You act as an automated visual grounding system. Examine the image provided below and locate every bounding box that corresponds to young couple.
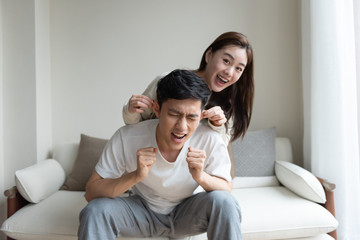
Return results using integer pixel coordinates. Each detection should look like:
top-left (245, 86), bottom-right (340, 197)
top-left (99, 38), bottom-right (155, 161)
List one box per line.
top-left (78, 32), bottom-right (254, 240)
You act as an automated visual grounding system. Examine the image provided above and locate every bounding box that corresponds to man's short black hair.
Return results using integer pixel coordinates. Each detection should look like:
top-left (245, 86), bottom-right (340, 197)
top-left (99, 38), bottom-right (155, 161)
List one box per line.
top-left (156, 69), bottom-right (210, 109)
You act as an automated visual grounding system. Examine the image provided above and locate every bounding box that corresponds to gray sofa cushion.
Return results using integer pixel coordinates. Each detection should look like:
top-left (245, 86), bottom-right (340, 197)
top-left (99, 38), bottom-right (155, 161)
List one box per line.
top-left (61, 134), bottom-right (108, 191)
top-left (231, 127), bottom-right (276, 177)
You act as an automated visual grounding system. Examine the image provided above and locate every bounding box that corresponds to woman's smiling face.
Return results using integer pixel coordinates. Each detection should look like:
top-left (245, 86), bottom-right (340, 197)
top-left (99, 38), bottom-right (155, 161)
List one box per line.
top-left (203, 45), bottom-right (248, 92)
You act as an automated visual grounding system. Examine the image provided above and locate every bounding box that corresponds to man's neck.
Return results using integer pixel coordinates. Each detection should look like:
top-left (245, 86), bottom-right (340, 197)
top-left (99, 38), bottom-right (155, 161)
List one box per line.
top-left (160, 150), bottom-right (181, 163)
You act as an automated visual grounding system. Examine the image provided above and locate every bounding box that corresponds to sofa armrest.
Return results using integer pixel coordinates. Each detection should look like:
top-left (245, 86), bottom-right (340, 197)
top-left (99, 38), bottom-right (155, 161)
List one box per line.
top-left (4, 186), bottom-right (29, 218)
top-left (317, 177), bottom-right (337, 240)
top-left (4, 187), bottom-right (30, 240)
top-left (15, 159), bottom-right (66, 203)
top-left (317, 178), bottom-right (336, 216)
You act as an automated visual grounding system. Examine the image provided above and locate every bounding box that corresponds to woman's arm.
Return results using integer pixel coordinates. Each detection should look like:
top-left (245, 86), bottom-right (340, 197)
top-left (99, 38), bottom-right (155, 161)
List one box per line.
top-left (122, 73), bottom-right (167, 125)
top-left (202, 106), bottom-right (231, 145)
top-left (207, 120), bottom-right (231, 146)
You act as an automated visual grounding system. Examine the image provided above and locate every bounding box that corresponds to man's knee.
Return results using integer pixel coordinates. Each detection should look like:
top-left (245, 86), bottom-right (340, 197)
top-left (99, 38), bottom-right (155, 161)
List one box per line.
top-left (78, 198), bottom-right (120, 239)
top-left (207, 191), bottom-right (236, 205)
top-left (80, 198), bottom-right (113, 221)
top-left (207, 191), bottom-right (241, 219)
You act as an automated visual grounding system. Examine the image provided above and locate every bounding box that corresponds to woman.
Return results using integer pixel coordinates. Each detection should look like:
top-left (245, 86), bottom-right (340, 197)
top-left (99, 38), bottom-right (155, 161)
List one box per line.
top-left (122, 31), bottom-right (254, 144)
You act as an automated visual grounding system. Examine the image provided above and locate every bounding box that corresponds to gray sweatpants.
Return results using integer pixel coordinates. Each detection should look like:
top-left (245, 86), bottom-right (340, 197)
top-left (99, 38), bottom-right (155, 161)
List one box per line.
top-left (78, 191), bottom-right (242, 240)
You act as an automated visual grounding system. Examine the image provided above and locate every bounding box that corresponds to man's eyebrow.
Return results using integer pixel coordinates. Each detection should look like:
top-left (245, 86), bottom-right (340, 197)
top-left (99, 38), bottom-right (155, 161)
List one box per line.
top-left (224, 52), bottom-right (246, 68)
top-left (187, 113), bottom-right (200, 118)
top-left (169, 108), bottom-right (181, 114)
top-left (169, 108), bottom-right (200, 118)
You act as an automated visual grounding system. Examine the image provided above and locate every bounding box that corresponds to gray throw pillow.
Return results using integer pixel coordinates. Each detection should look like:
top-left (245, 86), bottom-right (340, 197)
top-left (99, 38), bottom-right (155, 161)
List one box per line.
top-left (231, 127), bottom-right (276, 177)
top-left (61, 134), bottom-right (108, 191)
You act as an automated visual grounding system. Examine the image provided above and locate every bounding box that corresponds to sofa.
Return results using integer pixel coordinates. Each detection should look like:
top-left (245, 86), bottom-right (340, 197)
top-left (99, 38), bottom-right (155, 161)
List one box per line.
top-left (1, 128), bottom-right (338, 240)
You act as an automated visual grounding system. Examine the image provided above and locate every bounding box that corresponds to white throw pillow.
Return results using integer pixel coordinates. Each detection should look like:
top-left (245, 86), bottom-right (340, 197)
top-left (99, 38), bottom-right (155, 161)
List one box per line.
top-left (15, 159), bottom-right (66, 203)
top-left (275, 160), bottom-right (326, 203)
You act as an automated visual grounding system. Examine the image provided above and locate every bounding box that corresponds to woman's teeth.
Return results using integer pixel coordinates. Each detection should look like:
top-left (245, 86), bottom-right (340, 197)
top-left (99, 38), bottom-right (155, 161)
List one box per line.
top-left (217, 75), bottom-right (229, 83)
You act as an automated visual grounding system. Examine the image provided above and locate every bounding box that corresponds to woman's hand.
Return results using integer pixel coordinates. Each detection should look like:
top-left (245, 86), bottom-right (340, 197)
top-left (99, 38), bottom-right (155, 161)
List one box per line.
top-left (128, 94), bottom-right (154, 114)
top-left (202, 106), bottom-right (227, 127)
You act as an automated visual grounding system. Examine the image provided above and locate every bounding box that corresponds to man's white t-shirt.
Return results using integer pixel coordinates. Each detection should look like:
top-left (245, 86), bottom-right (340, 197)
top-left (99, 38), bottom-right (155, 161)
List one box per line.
top-left (95, 119), bottom-right (232, 215)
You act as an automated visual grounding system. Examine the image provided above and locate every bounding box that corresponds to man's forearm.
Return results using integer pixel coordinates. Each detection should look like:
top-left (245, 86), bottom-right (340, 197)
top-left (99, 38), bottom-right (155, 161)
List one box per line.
top-left (197, 172), bottom-right (232, 193)
top-left (85, 171), bottom-right (141, 202)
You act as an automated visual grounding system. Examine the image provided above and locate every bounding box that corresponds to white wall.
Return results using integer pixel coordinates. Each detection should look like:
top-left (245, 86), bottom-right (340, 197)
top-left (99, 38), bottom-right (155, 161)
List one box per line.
top-left (1, 4), bottom-right (38, 237)
top-left (50, 0), bottom-right (303, 164)
top-left (2, 0), bottom-right (37, 184)
top-left (0, 1), bottom-right (52, 238)
top-left (35, 0), bottom-right (52, 162)
top-left (1, 1), bottom-right (32, 238)
top-left (50, 0), bottom-right (253, 143)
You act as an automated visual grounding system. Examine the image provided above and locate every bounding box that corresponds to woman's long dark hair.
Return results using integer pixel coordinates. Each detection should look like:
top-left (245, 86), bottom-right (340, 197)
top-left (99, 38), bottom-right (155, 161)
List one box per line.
top-left (197, 32), bottom-right (254, 142)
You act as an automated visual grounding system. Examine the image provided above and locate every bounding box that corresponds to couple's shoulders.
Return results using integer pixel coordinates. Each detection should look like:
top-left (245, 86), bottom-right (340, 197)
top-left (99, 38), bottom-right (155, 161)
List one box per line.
top-left (192, 123), bottom-right (224, 142)
top-left (115, 119), bottom-right (158, 136)
top-left (122, 119), bottom-right (158, 130)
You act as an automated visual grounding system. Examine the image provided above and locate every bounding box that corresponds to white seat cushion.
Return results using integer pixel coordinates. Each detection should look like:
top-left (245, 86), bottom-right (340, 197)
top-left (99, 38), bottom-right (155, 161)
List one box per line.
top-left (2, 191), bottom-right (88, 240)
top-left (232, 186), bottom-right (338, 239)
top-left (280, 234), bottom-right (334, 240)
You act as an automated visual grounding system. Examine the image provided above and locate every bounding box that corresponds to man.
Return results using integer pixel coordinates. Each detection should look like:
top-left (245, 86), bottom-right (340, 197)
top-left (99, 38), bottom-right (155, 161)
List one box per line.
top-left (78, 69), bottom-right (242, 240)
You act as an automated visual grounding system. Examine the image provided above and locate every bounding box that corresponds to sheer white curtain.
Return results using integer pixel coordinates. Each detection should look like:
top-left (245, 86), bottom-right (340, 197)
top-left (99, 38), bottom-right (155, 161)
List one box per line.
top-left (302, 0), bottom-right (360, 239)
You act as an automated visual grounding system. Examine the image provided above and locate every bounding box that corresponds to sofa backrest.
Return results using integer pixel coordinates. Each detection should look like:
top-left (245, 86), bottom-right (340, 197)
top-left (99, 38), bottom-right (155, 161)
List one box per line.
top-left (53, 142), bottom-right (79, 177)
top-left (52, 137), bottom-right (293, 178)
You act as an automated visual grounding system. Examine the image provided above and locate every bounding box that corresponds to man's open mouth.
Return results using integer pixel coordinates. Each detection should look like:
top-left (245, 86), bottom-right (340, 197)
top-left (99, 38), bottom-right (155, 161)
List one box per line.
top-left (172, 133), bottom-right (186, 140)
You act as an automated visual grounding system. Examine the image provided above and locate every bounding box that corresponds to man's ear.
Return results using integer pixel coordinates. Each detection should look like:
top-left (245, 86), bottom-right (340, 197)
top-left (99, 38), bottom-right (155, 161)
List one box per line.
top-left (153, 101), bottom-right (160, 118)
